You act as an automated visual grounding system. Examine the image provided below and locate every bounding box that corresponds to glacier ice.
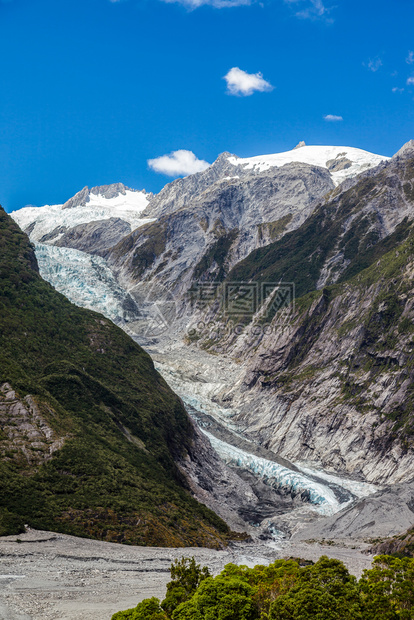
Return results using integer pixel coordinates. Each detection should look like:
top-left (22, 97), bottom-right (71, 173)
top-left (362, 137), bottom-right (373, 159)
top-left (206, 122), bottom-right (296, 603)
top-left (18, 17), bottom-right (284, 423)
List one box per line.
top-left (35, 243), bottom-right (140, 324)
top-left (203, 431), bottom-right (341, 516)
top-left (295, 462), bottom-right (379, 499)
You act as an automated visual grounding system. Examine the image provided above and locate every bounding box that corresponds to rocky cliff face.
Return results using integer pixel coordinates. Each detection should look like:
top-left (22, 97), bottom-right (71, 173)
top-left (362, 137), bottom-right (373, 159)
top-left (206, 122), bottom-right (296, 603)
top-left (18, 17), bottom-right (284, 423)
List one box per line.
top-left (195, 149), bottom-right (414, 485)
top-left (105, 162), bottom-right (335, 306)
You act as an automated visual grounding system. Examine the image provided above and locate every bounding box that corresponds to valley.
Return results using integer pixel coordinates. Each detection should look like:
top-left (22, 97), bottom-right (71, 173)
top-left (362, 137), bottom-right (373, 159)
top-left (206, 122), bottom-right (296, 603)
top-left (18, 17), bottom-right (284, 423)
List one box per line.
top-left (3, 141), bottom-right (414, 618)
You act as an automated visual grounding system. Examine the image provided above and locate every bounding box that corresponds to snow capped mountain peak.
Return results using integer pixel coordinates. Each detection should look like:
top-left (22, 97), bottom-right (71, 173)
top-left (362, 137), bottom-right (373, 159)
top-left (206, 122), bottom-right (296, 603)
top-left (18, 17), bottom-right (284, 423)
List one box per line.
top-left (62, 182), bottom-right (148, 210)
top-left (227, 144), bottom-right (390, 186)
top-left (11, 183), bottom-right (153, 243)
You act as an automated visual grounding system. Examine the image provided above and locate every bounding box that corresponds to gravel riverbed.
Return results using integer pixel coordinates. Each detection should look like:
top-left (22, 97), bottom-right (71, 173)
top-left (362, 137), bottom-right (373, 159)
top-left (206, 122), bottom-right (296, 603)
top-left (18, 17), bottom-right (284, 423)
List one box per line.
top-left (0, 529), bottom-right (374, 620)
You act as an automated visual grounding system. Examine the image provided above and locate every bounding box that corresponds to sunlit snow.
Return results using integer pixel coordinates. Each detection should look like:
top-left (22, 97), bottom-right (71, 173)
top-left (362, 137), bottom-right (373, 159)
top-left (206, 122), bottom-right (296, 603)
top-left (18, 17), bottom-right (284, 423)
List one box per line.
top-left (11, 190), bottom-right (153, 242)
top-left (228, 145), bottom-right (389, 186)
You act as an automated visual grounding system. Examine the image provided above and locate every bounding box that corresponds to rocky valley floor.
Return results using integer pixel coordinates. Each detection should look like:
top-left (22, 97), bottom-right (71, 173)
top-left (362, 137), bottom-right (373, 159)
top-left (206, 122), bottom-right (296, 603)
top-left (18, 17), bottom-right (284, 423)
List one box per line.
top-left (0, 529), bottom-right (374, 620)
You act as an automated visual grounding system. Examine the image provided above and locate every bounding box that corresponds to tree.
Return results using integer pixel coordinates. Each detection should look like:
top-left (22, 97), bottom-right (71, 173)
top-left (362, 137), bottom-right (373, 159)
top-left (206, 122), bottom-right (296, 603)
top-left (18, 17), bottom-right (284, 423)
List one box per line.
top-left (172, 575), bottom-right (257, 620)
top-left (269, 556), bottom-right (363, 620)
top-left (359, 555), bottom-right (414, 619)
top-left (161, 557), bottom-right (211, 617)
top-left (112, 597), bottom-right (167, 620)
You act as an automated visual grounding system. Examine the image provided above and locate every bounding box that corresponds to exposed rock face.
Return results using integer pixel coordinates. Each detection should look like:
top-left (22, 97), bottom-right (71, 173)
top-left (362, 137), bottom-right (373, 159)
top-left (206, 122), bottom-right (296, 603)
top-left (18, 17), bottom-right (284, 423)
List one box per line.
top-left (62, 183), bottom-right (142, 209)
top-left (204, 230), bottom-right (414, 485)
top-left (106, 163), bottom-right (335, 305)
top-left (0, 383), bottom-right (65, 467)
top-left (62, 186), bottom-right (91, 210)
top-left (326, 156), bottom-right (352, 172)
top-left (54, 217), bottom-right (131, 254)
top-left (369, 525), bottom-right (414, 556)
top-left (295, 483), bottom-right (414, 540)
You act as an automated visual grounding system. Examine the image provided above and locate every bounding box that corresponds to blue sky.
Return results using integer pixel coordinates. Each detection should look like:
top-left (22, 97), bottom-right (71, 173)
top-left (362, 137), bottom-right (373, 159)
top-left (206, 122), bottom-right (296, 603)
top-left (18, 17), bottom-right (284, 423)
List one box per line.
top-left (1, 0), bottom-right (414, 211)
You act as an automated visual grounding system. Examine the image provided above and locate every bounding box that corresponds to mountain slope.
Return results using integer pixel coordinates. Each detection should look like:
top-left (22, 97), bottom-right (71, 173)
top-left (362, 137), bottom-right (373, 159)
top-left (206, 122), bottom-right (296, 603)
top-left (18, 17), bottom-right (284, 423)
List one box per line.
top-left (0, 206), bottom-right (230, 547)
top-left (226, 144), bottom-right (413, 300)
top-left (204, 191), bottom-right (414, 484)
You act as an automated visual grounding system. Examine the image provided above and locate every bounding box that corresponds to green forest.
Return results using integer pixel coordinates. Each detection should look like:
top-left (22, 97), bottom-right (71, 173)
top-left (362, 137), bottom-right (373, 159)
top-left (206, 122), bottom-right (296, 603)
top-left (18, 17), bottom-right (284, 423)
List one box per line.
top-left (112, 554), bottom-right (414, 620)
top-left (0, 206), bottom-right (231, 547)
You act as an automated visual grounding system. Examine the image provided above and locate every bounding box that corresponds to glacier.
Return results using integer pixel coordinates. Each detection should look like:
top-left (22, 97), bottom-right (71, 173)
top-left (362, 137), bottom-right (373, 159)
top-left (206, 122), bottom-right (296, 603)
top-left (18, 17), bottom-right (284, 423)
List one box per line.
top-left (35, 243), bottom-right (140, 324)
top-left (11, 189), bottom-right (154, 242)
top-left (203, 430), bottom-right (342, 516)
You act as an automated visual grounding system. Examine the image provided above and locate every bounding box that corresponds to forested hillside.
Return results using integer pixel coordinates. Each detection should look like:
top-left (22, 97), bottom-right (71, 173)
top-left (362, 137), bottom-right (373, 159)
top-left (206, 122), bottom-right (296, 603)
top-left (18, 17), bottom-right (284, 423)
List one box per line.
top-left (0, 207), bottom-right (229, 547)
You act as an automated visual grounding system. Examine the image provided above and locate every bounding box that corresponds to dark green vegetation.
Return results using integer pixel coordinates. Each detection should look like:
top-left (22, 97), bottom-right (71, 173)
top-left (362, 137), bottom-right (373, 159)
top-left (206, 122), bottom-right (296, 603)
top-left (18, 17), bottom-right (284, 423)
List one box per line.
top-left (193, 229), bottom-right (239, 282)
top-left (257, 215), bottom-right (293, 243)
top-left (112, 555), bottom-right (414, 620)
top-left (0, 207), bottom-right (231, 547)
top-left (106, 220), bottom-right (169, 279)
top-left (130, 222), bottom-right (168, 279)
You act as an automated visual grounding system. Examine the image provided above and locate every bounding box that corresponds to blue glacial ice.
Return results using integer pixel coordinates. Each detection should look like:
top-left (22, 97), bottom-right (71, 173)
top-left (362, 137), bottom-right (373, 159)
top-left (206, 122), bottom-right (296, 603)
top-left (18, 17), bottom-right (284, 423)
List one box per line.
top-left (35, 243), bottom-right (139, 324)
top-left (203, 431), bottom-right (341, 516)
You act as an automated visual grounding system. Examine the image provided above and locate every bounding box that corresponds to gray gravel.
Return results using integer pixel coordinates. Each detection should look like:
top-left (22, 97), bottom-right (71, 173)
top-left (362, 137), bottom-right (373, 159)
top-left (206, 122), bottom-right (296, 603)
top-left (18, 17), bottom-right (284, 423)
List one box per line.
top-left (0, 529), bottom-right (374, 620)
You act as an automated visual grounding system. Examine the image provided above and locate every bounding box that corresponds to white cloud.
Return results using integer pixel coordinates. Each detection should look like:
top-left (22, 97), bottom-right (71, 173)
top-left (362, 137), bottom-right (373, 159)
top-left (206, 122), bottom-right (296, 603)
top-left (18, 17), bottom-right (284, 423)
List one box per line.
top-left (224, 67), bottom-right (274, 96)
top-left (148, 150), bottom-right (210, 176)
top-left (159, 0), bottom-right (251, 7)
top-left (366, 57), bottom-right (383, 72)
top-left (392, 87), bottom-right (404, 93)
top-left (407, 77), bottom-right (414, 86)
top-left (285, 0), bottom-right (332, 21)
top-left (324, 114), bottom-right (343, 122)
top-left (407, 51), bottom-right (414, 65)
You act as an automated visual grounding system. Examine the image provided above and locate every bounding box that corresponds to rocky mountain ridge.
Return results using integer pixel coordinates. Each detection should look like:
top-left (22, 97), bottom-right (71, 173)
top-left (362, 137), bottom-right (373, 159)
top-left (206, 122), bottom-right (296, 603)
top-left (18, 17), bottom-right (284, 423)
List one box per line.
top-left (193, 147), bottom-right (414, 485)
top-left (11, 143), bottom-right (388, 320)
